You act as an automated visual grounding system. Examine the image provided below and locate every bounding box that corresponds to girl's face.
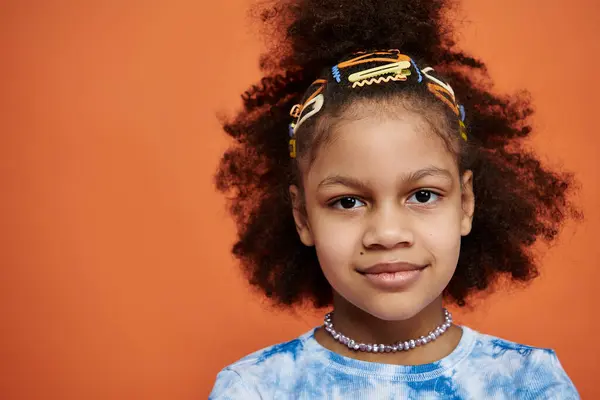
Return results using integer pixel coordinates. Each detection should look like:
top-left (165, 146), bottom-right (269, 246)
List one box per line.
top-left (291, 106), bottom-right (475, 321)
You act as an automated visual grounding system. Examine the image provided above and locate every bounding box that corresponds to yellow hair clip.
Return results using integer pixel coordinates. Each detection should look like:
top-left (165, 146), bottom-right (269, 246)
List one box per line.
top-left (348, 60), bottom-right (412, 83)
top-left (459, 120), bottom-right (467, 141)
top-left (289, 138), bottom-right (297, 158)
top-left (352, 74), bottom-right (411, 88)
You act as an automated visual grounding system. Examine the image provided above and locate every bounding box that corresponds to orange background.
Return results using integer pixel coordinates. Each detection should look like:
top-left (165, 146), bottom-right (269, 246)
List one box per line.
top-left (1, 1), bottom-right (598, 399)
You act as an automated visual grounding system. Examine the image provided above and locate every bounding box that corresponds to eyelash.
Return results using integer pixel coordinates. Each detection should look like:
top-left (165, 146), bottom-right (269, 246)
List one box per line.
top-left (329, 196), bottom-right (366, 210)
top-left (329, 190), bottom-right (443, 210)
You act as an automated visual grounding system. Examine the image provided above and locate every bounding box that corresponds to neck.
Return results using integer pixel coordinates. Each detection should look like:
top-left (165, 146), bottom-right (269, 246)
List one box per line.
top-left (332, 295), bottom-right (446, 344)
top-left (314, 295), bottom-right (462, 365)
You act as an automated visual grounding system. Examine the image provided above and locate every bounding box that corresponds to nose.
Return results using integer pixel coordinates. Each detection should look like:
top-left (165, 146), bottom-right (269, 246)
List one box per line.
top-left (362, 203), bottom-right (414, 249)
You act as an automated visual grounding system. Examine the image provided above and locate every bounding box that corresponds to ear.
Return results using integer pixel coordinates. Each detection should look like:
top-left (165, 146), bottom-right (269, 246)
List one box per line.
top-left (289, 185), bottom-right (315, 246)
top-left (460, 170), bottom-right (475, 236)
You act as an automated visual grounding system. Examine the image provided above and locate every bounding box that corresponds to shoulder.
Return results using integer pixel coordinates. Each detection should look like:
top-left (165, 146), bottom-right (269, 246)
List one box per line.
top-left (469, 327), bottom-right (554, 360)
top-left (464, 327), bottom-right (580, 399)
top-left (208, 329), bottom-right (320, 399)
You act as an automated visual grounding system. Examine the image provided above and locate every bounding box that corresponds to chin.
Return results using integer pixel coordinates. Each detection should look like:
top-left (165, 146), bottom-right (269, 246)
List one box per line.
top-left (367, 308), bottom-right (424, 322)
top-left (354, 296), bottom-right (435, 322)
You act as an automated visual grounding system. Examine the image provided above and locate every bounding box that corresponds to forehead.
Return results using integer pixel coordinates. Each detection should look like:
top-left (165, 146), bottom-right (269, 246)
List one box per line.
top-left (305, 111), bottom-right (458, 187)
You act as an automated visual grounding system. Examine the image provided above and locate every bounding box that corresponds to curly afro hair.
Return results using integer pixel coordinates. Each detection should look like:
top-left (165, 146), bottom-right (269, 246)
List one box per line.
top-left (215, 0), bottom-right (579, 308)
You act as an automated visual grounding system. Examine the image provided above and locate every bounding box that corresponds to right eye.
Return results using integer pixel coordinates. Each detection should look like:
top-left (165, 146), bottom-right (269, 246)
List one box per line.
top-left (330, 197), bottom-right (366, 210)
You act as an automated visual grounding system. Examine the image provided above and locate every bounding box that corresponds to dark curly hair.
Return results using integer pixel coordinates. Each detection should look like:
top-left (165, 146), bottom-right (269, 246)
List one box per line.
top-left (215, 0), bottom-right (579, 308)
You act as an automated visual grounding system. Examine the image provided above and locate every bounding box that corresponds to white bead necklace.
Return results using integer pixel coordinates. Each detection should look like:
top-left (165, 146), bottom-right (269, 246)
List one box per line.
top-left (323, 308), bottom-right (453, 353)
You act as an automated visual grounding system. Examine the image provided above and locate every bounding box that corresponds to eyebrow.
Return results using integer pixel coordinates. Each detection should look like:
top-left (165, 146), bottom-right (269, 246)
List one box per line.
top-left (317, 167), bottom-right (453, 190)
top-left (317, 175), bottom-right (371, 192)
top-left (404, 166), bottom-right (453, 183)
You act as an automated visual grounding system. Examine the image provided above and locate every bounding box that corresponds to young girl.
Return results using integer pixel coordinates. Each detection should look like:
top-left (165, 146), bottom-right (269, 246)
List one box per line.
top-left (210, 0), bottom-right (580, 398)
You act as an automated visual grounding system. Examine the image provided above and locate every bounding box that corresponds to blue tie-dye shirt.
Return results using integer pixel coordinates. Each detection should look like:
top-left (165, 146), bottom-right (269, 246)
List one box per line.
top-left (209, 325), bottom-right (578, 399)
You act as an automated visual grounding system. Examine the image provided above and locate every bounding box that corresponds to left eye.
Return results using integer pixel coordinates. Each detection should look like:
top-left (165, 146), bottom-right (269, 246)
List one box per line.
top-left (331, 197), bottom-right (366, 210)
top-left (407, 190), bottom-right (440, 204)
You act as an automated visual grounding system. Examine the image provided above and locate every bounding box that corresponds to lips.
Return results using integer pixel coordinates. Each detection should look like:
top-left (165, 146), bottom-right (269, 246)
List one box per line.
top-left (359, 262), bottom-right (426, 275)
top-left (358, 262), bottom-right (427, 290)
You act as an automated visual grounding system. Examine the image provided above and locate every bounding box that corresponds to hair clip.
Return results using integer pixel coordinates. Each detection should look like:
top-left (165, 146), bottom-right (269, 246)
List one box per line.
top-left (337, 51), bottom-right (412, 69)
top-left (290, 104), bottom-right (302, 118)
top-left (459, 120), bottom-right (467, 141)
top-left (289, 138), bottom-right (297, 158)
top-left (348, 61), bottom-right (412, 83)
top-left (331, 66), bottom-right (341, 83)
top-left (427, 83), bottom-right (459, 116)
top-left (410, 59), bottom-right (423, 83)
top-left (422, 67), bottom-right (456, 100)
top-left (352, 74), bottom-right (411, 88)
top-left (293, 94), bottom-right (325, 134)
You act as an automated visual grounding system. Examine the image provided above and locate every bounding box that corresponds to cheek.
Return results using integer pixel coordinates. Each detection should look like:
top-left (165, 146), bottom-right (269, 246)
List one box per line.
top-left (309, 211), bottom-right (362, 271)
top-left (419, 206), bottom-right (463, 259)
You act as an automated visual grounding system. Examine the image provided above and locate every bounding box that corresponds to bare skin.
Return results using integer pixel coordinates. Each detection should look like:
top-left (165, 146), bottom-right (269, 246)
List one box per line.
top-left (313, 295), bottom-right (463, 365)
top-left (290, 102), bottom-right (474, 366)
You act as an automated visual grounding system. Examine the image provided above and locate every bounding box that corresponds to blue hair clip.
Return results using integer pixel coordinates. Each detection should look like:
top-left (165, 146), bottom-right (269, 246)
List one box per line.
top-left (459, 105), bottom-right (466, 122)
top-left (410, 59), bottom-right (423, 83)
top-left (331, 66), bottom-right (341, 83)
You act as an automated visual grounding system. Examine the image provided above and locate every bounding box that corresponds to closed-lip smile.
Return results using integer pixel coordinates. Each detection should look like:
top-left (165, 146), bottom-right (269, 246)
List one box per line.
top-left (359, 262), bottom-right (426, 275)
top-left (358, 262), bottom-right (427, 290)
